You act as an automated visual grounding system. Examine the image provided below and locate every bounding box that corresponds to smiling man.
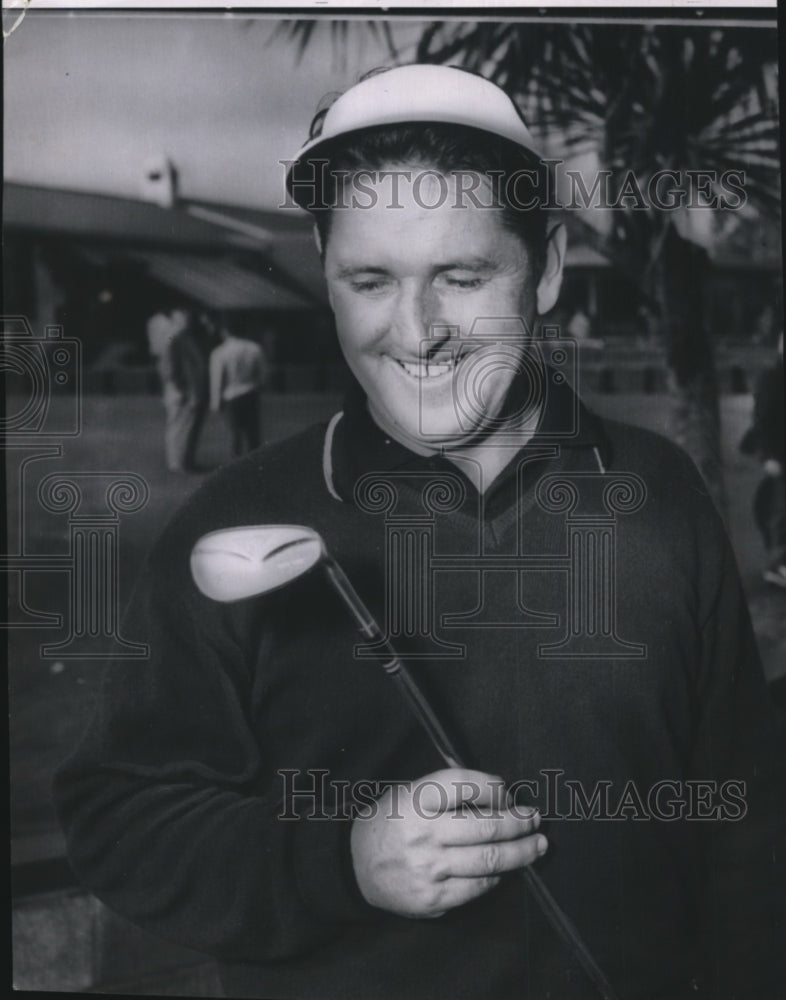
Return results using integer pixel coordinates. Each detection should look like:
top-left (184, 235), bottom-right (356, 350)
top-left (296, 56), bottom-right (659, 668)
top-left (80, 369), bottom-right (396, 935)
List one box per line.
top-left (319, 168), bottom-right (564, 489)
top-left (56, 65), bottom-right (785, 1000)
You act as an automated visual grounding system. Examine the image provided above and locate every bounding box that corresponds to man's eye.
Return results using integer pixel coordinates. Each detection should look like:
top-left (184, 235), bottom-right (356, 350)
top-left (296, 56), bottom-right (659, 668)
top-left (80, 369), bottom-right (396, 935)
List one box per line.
top-left (442, 275), bottom-right (485, 290)
top-left (350, 279), bottom-right (389, 293)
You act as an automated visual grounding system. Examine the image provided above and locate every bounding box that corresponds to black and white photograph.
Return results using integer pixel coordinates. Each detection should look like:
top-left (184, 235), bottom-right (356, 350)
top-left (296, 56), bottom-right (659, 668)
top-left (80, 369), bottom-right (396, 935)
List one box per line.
top-left (5, 3), bottom-right (785, 998)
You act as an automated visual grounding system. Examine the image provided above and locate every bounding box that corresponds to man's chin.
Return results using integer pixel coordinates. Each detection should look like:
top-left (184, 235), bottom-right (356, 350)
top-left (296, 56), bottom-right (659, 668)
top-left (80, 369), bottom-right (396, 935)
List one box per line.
top-left (369, 398), bottom-right (507, 455)
top-left (390, 420), bottom-right (486, 456)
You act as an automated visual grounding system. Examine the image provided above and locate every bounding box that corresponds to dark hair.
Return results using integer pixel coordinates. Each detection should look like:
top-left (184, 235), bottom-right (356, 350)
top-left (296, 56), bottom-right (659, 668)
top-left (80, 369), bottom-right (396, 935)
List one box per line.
top-left (300, 123), bottom-right (550, 276)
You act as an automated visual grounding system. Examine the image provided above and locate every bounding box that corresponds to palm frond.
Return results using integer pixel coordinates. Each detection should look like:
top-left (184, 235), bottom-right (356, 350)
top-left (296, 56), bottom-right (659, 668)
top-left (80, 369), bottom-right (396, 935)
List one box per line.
top-left (270, 19), bottom-right (397, 65)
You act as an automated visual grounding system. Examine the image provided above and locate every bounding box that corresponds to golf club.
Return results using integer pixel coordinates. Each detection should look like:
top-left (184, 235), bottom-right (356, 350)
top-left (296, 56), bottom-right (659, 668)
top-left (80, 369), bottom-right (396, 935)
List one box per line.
top-left (191, 524), bottom-right (619, 1000)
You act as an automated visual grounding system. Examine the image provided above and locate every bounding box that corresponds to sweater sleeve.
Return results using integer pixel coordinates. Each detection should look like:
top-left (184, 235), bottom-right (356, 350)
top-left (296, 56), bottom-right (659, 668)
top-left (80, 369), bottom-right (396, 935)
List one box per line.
top-left (690, 514), bottom-right (786, 998)
top-left (53, 517), bottom-right (375, 963)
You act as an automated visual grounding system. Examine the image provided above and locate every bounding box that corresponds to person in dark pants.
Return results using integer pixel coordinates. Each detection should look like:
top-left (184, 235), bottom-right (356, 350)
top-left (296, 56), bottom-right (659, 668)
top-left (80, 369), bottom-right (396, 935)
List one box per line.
top-left (209, 322), bottom-right (268, 457)
top-left (149, 307), bottom-right (210, 472)
top-left (741, 334), bottom-right (785, 587)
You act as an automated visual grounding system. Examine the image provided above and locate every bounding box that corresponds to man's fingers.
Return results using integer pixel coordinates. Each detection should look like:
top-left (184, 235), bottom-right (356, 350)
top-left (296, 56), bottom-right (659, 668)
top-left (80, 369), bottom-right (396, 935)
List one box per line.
top-left (436, 834), bottom-right (548, 880)
top-left (436, 807), bottom-right (540, 846)
top-left (413, 769), bottom-right (510, 814)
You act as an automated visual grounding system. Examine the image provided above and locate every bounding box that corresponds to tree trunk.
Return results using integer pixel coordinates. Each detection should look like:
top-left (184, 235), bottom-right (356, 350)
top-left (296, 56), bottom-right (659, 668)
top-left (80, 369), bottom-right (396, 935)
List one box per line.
top-left (655, 224), bottom-right (726, 515)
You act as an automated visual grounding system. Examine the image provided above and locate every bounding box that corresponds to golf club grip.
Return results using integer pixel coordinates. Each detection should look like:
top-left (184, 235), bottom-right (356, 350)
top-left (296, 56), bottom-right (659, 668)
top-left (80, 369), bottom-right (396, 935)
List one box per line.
top-left (520, 867), bottom-right (619, 1000)
top-left (394, 668), bottom-right (618, 1000)
top-left (392, 671), bottom-right (618, 1000)
top-left (321, 557), bottom-right (617, 998)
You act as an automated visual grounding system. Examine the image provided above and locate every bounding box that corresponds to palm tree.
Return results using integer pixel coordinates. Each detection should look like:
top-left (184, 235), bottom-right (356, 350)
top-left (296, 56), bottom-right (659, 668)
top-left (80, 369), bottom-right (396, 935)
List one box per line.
top-left (270, 18), bottom-right (398, 65)
top-left (415, 22), bottom-right (779, 510)
top-left (279, 19), bottom-right (780, 509)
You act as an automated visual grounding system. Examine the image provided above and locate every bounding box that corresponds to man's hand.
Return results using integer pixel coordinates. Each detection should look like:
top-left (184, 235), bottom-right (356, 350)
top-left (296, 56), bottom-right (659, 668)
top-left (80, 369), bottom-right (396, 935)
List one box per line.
top-left (350, 768), bottom-right (546, 919)
top-left (763, 458), bottom-right (783, 478)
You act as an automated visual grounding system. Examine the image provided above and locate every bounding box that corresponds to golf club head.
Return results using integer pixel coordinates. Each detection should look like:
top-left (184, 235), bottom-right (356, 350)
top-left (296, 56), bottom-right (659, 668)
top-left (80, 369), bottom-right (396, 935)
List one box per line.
top-left (190, 525), bottom-right (325, 602)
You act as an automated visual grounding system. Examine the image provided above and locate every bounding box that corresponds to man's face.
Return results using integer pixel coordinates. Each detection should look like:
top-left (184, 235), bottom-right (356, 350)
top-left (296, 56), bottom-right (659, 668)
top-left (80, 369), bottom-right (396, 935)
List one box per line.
top-left (323, 169), bottom-right (564, 454)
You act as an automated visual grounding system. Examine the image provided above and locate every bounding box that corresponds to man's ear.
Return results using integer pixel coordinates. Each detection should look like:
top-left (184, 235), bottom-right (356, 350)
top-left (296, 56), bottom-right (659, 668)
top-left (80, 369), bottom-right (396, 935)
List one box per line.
top-left (314, 223), bottom-right (335, 310)
top-left (536, 222), bottom-right (567, 316)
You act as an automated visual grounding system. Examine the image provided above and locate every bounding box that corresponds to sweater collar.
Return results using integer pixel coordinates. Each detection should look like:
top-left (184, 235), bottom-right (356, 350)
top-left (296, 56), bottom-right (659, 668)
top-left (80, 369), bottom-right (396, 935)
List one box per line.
top-left (327, 370), bottom-right (612, 504)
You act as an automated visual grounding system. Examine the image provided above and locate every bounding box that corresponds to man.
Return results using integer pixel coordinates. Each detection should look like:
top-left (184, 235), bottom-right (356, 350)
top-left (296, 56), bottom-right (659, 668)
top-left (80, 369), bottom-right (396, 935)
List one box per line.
top-left (209, 322), bottom-right (268, 457)
top-left (148, 306), bottom-right (209, 472)
top-left (57, 65), bottom-right (784, 999)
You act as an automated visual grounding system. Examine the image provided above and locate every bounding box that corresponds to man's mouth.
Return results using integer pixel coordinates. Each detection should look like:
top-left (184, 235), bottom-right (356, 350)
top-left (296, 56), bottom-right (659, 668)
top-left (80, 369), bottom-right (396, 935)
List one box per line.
top-left (393, 355), bottom-right (462, 380)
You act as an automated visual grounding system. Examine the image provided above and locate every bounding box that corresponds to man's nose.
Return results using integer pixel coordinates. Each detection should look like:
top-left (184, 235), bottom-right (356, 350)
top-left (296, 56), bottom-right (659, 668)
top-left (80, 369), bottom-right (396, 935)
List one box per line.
top-left (390, 282), bottom-right (444, 354)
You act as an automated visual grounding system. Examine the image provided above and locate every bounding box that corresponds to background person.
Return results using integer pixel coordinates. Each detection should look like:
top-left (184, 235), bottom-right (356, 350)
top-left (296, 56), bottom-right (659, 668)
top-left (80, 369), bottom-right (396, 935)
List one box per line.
top-left (566, 304), bottom-right (592, 341)
top-left (741, 332), bottom-right (785, 587)
top-left (148, 306), bottom-right (209, 472)
top-left (209, 322), bottom-right (268, 456)
top-left (146, 308), bottom-right (174, 366)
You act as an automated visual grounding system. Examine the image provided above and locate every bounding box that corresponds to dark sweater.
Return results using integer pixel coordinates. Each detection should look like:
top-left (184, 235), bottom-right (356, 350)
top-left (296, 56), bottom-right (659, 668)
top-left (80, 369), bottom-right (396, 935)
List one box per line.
top-left (55, 384), bottom-right (786, 1000)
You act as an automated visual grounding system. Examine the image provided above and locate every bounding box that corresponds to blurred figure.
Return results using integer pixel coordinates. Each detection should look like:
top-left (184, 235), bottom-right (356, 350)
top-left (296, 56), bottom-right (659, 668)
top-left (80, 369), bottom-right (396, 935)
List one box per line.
top-left (209, 322), bottom-right (268, 457)
top-left (636, 302), bottom-right (659, 345)
top-left (566, 303), bottom-right (604, 349)
top-left (566, 304), bottom-right (591, 341)
top-left (146, 309), bottom-right (173, 363)
top-left (752, 303), bottom-right (776, 345)
top-left (741, 333), bottom-right (785, 587)
top-left (147, 307), bottom-right (209, 472)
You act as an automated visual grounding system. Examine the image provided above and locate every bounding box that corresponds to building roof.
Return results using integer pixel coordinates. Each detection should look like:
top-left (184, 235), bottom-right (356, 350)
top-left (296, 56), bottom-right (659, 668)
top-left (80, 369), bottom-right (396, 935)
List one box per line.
top-left (4, 181), bottom-right (328, 310)
top-left (126, 251), bottom-right (312, 311)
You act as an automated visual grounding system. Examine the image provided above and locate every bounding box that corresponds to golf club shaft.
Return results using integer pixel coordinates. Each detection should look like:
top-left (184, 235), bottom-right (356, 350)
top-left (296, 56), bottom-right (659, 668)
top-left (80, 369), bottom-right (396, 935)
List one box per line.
top-left (383, 669), bottom-right (618, 999)
top-left (322, 558), bottom-right (618, 1000)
